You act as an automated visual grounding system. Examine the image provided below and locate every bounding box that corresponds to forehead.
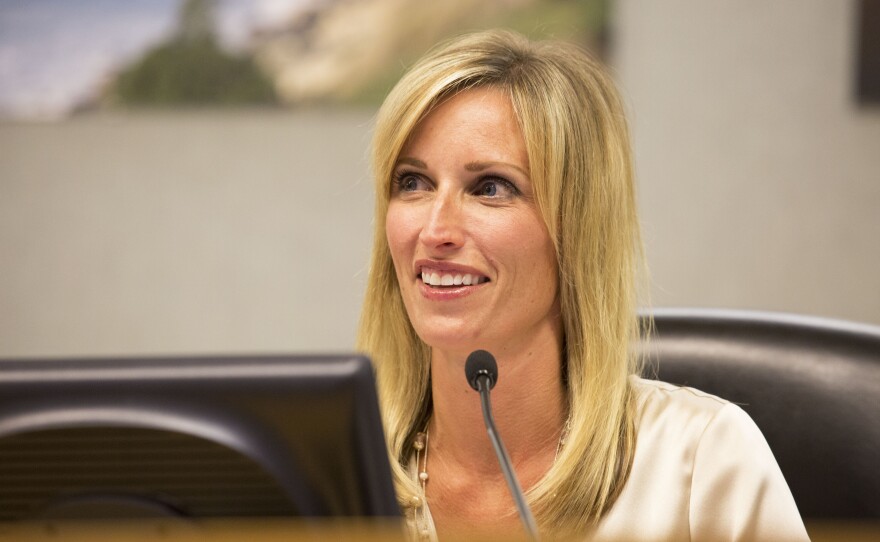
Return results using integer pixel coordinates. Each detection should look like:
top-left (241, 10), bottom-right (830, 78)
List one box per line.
top-left (399, 86), bottom-right (529, 169)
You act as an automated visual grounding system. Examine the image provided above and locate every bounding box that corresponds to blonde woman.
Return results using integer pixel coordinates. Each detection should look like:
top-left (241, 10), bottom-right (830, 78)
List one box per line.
top-left (358, 29), bottom-right (807, 541)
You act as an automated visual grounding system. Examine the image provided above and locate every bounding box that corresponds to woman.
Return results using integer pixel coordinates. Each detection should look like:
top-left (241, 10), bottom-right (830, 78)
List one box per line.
top-left (358, 29), bottom-right (807, 541)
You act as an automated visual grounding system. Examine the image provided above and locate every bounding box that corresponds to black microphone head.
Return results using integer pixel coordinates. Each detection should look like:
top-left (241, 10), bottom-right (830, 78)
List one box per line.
top-left (465, 350), bottom-right (498, 391)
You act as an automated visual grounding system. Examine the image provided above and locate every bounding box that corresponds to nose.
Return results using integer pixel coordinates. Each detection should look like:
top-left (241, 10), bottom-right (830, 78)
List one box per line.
top-left (419, 191), bottom-right (465, 251)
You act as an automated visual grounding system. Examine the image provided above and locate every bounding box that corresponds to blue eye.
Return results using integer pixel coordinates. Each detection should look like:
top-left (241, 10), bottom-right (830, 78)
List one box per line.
top-left (474, 177), bottom-right (519, 199)
top-left (400, 175), bottom-right (419, 191)
top-left (479, 182), bottom-right (498, 196)
top-left (392, 171), bottom-right (429, 194)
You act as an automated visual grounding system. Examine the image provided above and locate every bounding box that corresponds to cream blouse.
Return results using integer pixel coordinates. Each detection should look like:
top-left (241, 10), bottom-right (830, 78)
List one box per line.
top-left (406, 377), bottom-right (809, 541)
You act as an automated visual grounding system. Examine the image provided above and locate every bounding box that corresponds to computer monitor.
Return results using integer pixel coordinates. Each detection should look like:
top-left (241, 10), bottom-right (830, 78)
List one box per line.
top-left (0, 355), bottom-right (400, 521)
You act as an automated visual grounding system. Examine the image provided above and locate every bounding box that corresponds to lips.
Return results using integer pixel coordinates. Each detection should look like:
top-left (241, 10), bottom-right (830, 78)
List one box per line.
top-left (413, 260), bottom-right (491, 294)
top-left (420, 266), bottom-right (489, 287)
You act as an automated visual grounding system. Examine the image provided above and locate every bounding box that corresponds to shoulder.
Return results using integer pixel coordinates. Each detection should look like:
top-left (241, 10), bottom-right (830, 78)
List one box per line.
top-left (603, 376), bottom-right (810, 541)
top-left (628, 376), bottom-right (790, 503)
top-left (629, 375), bottom-right (745, 439)
top-left (629, 376), bottom-right (781, 474)
top-left (627, 376), bottom-right (761, 489)
top-left (630, 374), bottom-right (728, 407)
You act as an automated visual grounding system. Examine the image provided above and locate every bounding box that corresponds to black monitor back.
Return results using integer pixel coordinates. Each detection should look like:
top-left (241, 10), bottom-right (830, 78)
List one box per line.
top-left (0, 355), bottom-right (400, 521)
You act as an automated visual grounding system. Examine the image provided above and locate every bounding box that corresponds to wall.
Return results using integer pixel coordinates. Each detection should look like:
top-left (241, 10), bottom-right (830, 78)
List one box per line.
top-left (2, 0), bottom-right (879, 358)
top-left (613, 0), bottom-right (880, 323)
top-left (0, 111), bottom-right (376, 356)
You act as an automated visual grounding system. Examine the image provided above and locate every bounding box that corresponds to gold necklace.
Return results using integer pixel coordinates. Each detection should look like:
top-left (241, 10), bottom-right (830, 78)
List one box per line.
top-left (412, 430), bottom-right (430, 540)
top-left (409, 416), bottom-right (571, 540)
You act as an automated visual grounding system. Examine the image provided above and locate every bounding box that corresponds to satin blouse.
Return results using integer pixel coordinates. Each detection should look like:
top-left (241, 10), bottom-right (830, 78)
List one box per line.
top-left (407, 377), bottom-right (809, 541)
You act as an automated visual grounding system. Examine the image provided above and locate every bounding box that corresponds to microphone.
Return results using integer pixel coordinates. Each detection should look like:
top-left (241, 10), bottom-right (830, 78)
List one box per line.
top-left (465, 350), bottom-right (539, 541)
top-left (465, 348), bottom-right (497, 391)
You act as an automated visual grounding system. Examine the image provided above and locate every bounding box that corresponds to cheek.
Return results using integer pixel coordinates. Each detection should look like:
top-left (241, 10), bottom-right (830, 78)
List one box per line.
top-left (509, 219), bottom-right (559, 301)
top-left (385, 203), bottom-right (417, 277)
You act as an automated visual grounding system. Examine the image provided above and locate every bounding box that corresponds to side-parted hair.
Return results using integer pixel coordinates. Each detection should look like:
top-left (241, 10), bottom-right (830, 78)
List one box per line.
top-left (357, 29), bottom-right (646, 533)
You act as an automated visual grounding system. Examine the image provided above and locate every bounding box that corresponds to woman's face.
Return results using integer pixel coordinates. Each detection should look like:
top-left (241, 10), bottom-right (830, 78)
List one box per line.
top-left (385, 86), bottom-right (561, 354)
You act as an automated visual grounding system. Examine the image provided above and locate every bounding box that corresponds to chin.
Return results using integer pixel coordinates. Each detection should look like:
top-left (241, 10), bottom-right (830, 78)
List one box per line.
top-left (411, 316), bottom-right (486, 353)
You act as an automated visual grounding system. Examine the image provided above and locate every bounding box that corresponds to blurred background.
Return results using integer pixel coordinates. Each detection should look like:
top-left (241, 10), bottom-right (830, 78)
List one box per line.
top-left (1, 0), bottom-right (878, 358)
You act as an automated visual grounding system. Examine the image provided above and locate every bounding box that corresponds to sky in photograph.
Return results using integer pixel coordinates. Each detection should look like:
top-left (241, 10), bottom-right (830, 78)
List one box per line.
top-left (0, 0), bottom-right (309, 119)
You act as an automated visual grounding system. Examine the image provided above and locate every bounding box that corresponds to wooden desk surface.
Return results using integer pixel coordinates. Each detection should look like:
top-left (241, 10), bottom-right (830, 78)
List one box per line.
top-left (2, 519), bottom-right (878, 541)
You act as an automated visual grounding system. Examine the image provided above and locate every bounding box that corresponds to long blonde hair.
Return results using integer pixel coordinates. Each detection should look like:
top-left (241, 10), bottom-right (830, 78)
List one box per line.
top-left (357, 29), bottom-right (646, 533)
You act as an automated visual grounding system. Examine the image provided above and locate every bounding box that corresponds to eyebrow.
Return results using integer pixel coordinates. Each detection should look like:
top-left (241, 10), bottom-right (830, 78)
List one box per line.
top-left (465, 161), bottom-right (529, 177)
top-left (396, 157), bottom-right (529, 178)
top-left (396, 157), bottom-right (427, 169)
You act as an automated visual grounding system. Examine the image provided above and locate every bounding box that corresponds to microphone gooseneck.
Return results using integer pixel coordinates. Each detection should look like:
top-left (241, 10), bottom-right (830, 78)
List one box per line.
top-left (464, 350), bottom-right (540, 541)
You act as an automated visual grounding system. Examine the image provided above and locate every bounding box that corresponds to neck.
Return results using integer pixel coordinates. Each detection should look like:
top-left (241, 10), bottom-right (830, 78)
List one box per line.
top-left (427, 327), bottom-right (567, 478)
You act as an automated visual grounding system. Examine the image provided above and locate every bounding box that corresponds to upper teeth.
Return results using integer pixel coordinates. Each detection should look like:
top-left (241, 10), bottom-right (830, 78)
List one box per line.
top-left (421, 268), bottom-right (487, 287)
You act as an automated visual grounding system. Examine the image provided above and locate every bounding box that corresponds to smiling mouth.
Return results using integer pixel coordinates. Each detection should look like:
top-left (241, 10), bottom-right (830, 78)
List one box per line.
top-left (419, 267), bottom-right (490, 287)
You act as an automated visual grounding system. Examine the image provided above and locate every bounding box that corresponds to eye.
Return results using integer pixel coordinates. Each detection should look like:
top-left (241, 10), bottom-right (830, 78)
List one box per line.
top-left (473, 177), bottom-right (520, 199)
top-left (392, 171), bottom-right (431, 194)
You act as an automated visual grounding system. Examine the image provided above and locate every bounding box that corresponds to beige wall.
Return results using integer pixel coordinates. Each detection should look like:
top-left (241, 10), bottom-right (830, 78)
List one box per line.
top-left (0, 111), bottom-right (376, 357)
top-left (614, 0), bottom-right (880, 324)
top-left (2, 0), bottom-right (879, 358)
